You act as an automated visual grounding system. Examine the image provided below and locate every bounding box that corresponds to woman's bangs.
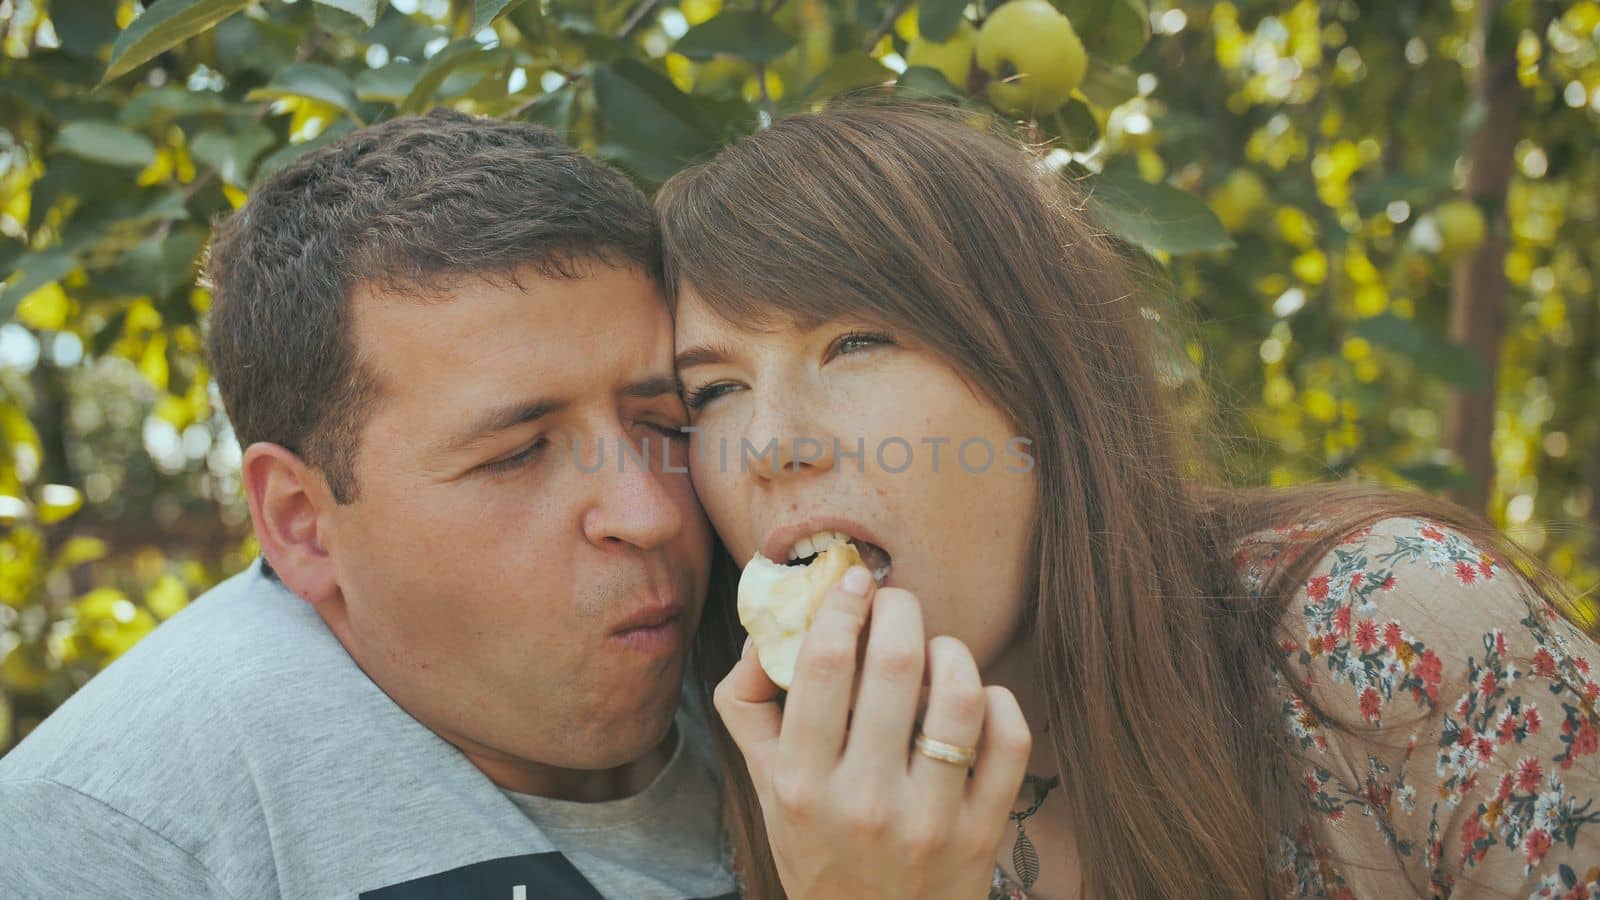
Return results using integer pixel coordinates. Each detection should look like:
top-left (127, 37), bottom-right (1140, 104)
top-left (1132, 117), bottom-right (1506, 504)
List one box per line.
top-left (658, 166), bottom-right (894, 333)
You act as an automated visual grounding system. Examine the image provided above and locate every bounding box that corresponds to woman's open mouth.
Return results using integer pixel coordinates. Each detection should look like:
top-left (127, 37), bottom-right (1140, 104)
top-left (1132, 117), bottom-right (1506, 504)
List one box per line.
top-left (782, 530), bottom-right (892, 584)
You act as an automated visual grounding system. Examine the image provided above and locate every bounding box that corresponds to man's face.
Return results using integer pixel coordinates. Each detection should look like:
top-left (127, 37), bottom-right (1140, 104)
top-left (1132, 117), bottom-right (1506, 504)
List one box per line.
top-left (318, 264), bottom-right (710, 784)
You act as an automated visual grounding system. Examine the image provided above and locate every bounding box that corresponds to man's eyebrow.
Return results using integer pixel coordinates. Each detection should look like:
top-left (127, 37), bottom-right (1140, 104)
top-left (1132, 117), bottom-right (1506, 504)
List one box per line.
top-left (674, 343), bottom-right (734, 370)
top-left (621, 375), bottom-right (682, 399)
top-left (442, 398), bottom-right (566, 454)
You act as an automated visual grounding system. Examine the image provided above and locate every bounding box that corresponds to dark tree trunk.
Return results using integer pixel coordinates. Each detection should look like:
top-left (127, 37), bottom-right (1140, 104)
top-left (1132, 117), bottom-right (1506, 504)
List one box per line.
top-left (1444, 0), bottom-right (1521, 515)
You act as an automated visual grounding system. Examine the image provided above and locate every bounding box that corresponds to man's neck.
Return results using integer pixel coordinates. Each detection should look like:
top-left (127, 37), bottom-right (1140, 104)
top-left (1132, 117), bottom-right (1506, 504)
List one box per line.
top-left (450, 722), bottom-right (679, 803)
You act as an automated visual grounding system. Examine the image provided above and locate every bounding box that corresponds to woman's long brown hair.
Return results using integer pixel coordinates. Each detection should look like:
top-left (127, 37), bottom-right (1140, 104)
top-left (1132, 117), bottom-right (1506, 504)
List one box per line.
top-left (656, 98), bottom-right (1587, 899)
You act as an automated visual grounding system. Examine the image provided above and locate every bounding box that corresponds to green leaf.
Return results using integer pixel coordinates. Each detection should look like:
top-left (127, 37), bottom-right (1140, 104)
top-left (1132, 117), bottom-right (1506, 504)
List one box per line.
top-left (1086, 169), bottom-right (1235, 255)
top-left (1351, 173), bottom-right (1448, 220)
top-left (1079, 58), bottom-right (1138, 109)
top-left (400, 39), bottom-right (487, 113)
top-left (54, 121), bottom-right (157, 169)
top-left (104, 228), bottom-right (206, 300)
top-left (19, 50), bottom-right (103, 89)
top-left (473, 0), bottom-right (531, 31)
top-left (189, 125), bottom-right (278, 184)
top-left (1395, 461), bottom-right (1473, 491)
top-left (30, 158), bottom-right (128, 232)
top-left (592, 59), bottom-right (716, 153)
top-left (1054, 0), bottom-right (1148, 65)
top-left (1046, 100), bottom-right (1099, 151)
top-left (0, 237), bottom-right (20, 276)
top-left (356, 62), bottom-right (423, 103)
top-left (805, 52), bottom-right (894, 100)
top-left (591, 59), bottom-right (751, 182)
top-left (1416, 344), bottom-right (1487, 389)
top-left (102, 0), bottom-right (254, 85)
top-left (248, 64), bottom-right (365, 122)
top-left (211, 10), bottom-right (300, 77)
top-left (458, 61), bottom-right (514, 104)
top-left (1349, 315), bottom-right (1488, 389)
top-left (91, 307), bottom-right (129, 356)
top-left (549, 9), bottom-right (622, 59)
top-left (312, 0), bottom-right (381, 27)
top-left (675, 11), bottom-right (796, 65)
top-left (896, 67), bottom-right (968, 103)
top-left (918, 0), bottom-right (968, 43)
top-left (121, 191), bottom-right (193, 229)
top-left (591, 142), bottom-right (686, 183)
top-left (49, 0), bottom-right (122, 58)
top-left (521, 83), bottom-right (577, 133)
top-left (254, 121), bottom-right (358, 182)
top-left (118, 85), bottom-right (229, 125)
top-left (365, 10), bottom-right (445, 57)
top-left (505, 1), bottom-right (545, 44)
top-left (1349, 313), bottom-right (1425, 354)
top-left (435, 48), bottom-right (515, 103)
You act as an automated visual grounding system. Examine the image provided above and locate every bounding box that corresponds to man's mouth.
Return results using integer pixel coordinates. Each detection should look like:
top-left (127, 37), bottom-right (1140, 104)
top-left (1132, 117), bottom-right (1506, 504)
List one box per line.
top-left (612, 588), bottom-right (686, 632)
top-left (610, 600), bottom-right (685, 655)
top-left (613, 605), bottom-right (681, 632)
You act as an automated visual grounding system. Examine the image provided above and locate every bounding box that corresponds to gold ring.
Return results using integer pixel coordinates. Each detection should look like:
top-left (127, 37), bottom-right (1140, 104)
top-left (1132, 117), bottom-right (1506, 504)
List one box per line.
top-left (914, 733), bottom-right (978, 768)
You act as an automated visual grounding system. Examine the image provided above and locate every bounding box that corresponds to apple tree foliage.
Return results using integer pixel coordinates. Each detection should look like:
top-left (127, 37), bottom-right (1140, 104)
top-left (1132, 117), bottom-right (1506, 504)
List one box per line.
top-left (0, 0), bottom-right (1596, 750)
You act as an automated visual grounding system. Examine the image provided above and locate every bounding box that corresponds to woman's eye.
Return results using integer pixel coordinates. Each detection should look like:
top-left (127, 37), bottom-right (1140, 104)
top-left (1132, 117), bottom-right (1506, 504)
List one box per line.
top-left (828, 330), bottom-right (893, 359)
top-left (481, 438), bottom-right (548, 475)
top-left (683, 382), bottom-right (739, 410)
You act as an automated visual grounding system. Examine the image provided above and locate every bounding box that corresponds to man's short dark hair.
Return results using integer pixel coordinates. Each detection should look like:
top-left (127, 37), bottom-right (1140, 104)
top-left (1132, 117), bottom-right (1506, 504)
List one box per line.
top-left (204, 108), bottom-right (659, 503)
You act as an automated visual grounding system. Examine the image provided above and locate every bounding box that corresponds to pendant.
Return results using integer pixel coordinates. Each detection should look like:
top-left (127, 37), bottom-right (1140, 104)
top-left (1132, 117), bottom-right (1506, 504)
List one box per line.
top-left (1012, 822), bottom-right (1040, 890)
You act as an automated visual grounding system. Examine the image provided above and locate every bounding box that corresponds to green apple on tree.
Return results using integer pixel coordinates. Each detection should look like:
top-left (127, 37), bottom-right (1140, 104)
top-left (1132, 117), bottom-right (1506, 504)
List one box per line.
top-left (1434, 200), bottom-right (1487, 261)
top-left (977, 0), bottom-right (1088, 117)
top-left (905, 20), bottom-right (978, 90)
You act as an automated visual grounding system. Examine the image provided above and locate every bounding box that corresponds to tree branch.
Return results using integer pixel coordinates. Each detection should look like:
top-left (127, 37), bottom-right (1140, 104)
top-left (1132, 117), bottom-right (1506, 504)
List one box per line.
top-left (863, 0), bottom-right (912, 54)
top-left (618, 0), bottom-right (662, 40)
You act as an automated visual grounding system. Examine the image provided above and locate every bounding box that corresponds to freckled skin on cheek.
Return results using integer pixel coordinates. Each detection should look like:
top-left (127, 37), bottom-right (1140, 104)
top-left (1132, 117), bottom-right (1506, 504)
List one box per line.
top-left (675, 289), bottom-right (1036, 673)
top-left (317, 268), bottom-right (711, 784)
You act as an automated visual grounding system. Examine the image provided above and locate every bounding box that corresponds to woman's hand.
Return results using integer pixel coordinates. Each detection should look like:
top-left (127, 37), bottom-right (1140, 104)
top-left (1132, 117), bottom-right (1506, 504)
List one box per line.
top-left (714, 565), bottom-right (1032, 900)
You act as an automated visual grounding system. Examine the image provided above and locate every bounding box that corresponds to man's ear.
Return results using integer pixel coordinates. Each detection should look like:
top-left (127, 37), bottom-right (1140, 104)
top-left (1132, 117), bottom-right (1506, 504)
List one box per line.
top-left (241, 442), bottom-right (340, 606)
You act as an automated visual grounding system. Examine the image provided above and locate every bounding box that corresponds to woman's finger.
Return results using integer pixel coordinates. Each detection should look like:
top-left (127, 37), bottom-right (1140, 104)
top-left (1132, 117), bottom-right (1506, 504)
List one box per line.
top-left (842, 586), bottom-right (927, 778)
top-left (908, 635), bottom-right (987, 805)
top-left (713, 638), bottom-right (784, 778)
top-left (966, 685), bottom-right (1033, 828)
top-left (777, 566), bottom-right (877, 784)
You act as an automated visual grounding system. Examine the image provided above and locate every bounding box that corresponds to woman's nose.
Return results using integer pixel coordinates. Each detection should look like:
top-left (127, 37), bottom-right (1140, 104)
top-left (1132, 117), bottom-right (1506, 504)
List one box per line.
top-left (741, 394), bottom-right (837, 483)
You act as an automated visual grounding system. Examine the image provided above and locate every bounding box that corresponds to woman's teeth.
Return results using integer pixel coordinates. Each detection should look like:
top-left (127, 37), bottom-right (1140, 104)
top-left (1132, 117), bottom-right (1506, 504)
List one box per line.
top-left (783, 530), bottom-right (892, 584)
top-left (786, 530), bottom-right (850, 562)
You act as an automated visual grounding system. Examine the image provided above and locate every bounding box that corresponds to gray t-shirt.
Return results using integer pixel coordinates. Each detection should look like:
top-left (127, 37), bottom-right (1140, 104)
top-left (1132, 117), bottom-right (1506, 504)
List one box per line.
top-left (0, 561), bottom-right (737, 900)
top-left (503, 712), bottom-right (730, 900)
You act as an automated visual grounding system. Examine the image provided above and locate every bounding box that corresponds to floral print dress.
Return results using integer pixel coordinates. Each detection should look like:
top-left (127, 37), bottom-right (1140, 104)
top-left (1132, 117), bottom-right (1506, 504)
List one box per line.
top-left (1238, 516), bottom-right (1600, 898)
top-left (990, 516), bottom-right (1600, 899)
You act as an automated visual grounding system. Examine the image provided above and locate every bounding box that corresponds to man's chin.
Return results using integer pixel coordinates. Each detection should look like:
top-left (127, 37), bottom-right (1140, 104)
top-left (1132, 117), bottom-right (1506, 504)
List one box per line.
top-left (579, 690), bottom-right (682, 768)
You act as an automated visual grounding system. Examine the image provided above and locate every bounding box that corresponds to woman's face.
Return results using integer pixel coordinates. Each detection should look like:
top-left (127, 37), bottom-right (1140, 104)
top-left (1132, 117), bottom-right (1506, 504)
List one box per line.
top-left (674, 286), bottom-right (1038, 671)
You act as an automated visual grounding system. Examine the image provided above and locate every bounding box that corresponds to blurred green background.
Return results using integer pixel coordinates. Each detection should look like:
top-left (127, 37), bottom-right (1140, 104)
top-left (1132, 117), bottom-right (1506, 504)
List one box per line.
top-left (1, 0), bottom-right (1596, 754)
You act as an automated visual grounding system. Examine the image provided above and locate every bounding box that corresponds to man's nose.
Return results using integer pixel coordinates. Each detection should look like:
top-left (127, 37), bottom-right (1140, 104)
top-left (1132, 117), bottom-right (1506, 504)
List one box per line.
top-left (581, 436), bottom-right (688, 550)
